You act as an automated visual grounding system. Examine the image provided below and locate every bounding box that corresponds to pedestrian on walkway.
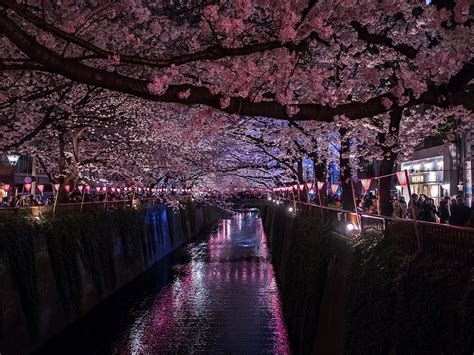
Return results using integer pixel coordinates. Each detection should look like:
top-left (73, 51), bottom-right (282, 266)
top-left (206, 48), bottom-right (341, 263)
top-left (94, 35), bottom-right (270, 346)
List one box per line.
top-left (449, 197), bottom-right (471, 227)
top-left (437, 199), bottom-right (450, 224)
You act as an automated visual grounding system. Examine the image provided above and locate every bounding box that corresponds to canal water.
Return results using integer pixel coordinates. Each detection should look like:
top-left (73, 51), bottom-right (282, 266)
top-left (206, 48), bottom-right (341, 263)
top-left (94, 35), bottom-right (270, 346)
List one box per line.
top-left (38, 211), bottom-right (290, 354)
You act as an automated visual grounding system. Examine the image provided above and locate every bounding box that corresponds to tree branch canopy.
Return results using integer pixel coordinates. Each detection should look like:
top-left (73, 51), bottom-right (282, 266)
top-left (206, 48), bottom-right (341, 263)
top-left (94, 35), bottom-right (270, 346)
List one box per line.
top-left (0, 2), bottom-right (473, 123)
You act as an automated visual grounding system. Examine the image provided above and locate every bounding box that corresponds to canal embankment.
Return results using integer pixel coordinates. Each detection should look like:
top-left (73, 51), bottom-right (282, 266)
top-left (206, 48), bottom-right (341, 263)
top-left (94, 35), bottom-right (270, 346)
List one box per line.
top-left (0, 202), bottom-right (221, 354)
top-left (262, 203), bottom-right (474, 354)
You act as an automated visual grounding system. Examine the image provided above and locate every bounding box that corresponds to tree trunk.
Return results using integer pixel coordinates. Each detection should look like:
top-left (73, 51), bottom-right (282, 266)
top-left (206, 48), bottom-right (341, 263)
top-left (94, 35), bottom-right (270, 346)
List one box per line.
top-left (312, 154), bottom-right (327, 205)
top-left (340, 129), bottom-right (355, 211)
top-left (378, 155), bottom-right (396, 216)
top-left (377, 108), bottom-right (403, 216)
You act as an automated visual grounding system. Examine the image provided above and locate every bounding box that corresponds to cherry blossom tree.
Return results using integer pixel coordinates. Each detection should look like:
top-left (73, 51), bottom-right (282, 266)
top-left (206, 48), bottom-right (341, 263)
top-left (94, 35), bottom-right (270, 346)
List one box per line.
top-left (0, 0), bottom-right (473, 213)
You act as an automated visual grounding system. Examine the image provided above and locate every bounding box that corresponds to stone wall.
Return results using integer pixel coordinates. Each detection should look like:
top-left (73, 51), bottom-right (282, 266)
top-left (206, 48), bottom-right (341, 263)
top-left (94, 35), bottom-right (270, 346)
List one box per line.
top-left (0, 203), bottom-right (221, 354)
top-left (262, 204), bottom-right (474, 355)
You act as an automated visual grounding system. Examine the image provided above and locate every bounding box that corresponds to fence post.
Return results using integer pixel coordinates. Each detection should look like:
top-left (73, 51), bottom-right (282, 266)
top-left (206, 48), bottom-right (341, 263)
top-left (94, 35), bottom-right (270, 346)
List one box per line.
top-left (351, 180), bottom-right (361, 229)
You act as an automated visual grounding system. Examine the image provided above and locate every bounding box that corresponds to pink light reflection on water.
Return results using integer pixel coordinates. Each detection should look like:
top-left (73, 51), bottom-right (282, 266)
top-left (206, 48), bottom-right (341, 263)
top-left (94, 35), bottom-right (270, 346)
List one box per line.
top-left (116, 211), bottom-right (290, 354)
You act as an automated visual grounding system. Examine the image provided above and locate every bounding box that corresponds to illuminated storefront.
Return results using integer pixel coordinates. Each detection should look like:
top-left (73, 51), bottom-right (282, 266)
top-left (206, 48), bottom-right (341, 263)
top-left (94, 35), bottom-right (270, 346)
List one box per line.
top-left (401, 156), bottom-right (449, 204)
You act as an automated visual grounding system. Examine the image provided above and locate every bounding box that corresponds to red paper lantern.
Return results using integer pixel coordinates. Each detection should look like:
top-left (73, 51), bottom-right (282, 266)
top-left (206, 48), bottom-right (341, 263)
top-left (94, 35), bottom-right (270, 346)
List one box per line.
top-left (64, 184), bottom-right (71, 193)
top-left (306, 181), bottom-right (313, 190)
top-left (54, 183), bottom-right (60, 191)
top-left (111, 187), bottom-right (116, 192)
top-left (396, 171), bottom-right (408, 186)
top-left (24, 183), bottom-right (32, 192)
top-left (102, 186), bottom-right (107, 192)
top-left (317, 181), bottom-right (325, 191)
top-left (95, 186), bottom-right (101, 192)
top-left (331, 183), bottom-right (340, 194)
top-left (3, 184), bottom-right (10, 191)
top-left (38, 184), bottom-right (45, 193)
top-left (77, 185), bottom-right (83, 193)
top-left (360, 178), bottom-right (372, 192)
top-left (85, 185), bottom-right (91, 193)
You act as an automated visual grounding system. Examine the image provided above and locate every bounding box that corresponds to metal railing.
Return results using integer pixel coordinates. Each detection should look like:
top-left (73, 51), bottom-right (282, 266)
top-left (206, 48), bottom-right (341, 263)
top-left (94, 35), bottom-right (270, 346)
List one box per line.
top-left (271, 196), bottom-right (474, 265)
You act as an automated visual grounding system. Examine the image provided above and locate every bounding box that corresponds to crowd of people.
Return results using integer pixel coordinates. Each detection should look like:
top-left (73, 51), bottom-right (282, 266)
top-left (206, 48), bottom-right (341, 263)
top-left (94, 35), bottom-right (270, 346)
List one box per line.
top-left (357, 193), bottom-right (474, 227)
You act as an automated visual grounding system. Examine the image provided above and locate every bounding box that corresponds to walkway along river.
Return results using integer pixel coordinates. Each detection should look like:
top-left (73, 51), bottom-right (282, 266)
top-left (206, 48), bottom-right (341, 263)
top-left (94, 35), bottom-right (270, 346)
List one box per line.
top-left (36, 211), bottom-right (290, 354)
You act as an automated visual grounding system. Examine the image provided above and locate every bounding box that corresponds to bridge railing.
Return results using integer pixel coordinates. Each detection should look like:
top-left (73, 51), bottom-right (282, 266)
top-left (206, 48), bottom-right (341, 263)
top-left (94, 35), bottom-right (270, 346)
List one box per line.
top-left (270, 197), bottom-right (474, 266)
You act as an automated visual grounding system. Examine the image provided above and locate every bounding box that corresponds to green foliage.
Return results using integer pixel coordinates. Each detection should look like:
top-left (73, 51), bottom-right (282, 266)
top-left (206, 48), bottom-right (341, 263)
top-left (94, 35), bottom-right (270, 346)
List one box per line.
top-left (346, 232), bottom-right (474, 354)
top-left (264, 204), bottom-right (332, 354)
top-left (0, 214), bottom-right (40, 340)
top-left (264, 205), bottom-right (474, 354)
top-left (0, 203), bottom-right (222, 345)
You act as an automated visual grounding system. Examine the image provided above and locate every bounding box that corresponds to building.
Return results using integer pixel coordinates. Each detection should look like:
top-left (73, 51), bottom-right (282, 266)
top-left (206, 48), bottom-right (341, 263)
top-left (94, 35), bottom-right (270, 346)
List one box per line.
top-left (0, 154), bottom-right (51, 200)
top-left (399, 132), bottom-right (470, 205)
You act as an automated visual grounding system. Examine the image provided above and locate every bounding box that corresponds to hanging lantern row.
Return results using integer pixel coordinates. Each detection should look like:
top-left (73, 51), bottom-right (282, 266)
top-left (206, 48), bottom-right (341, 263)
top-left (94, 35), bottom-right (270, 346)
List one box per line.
top-left (273, 181), bottom-right (328, 193)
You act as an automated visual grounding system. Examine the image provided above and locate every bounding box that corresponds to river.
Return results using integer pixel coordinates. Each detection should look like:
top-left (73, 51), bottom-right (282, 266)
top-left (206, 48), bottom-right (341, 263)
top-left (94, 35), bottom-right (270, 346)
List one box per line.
top-left (37, 211), bottom-right (290, 354)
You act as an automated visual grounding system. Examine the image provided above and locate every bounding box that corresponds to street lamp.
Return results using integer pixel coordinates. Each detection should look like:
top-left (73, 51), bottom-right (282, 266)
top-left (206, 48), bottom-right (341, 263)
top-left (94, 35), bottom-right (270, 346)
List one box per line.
top-left (7, 154), bottom-right (20, 166)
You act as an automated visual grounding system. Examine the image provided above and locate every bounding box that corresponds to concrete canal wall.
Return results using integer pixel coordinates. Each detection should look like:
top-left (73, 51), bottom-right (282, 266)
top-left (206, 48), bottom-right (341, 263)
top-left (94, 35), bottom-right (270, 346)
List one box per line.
top-left (0, 203), bottom-right (221, 354)
top-left (262, 204), bottom-right (474, 355)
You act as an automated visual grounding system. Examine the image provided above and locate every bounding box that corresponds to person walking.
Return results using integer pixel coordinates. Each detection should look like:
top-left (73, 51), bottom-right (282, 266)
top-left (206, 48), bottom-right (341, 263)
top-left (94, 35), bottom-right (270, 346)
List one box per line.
top-left (399, 196), bottom-right (408, 218)
top-left (408, 193), bottom-right (419, 219)
top-left (437, 199), bottom-right (450, 224)
top-left (449, 197), bottom-right (471, 227)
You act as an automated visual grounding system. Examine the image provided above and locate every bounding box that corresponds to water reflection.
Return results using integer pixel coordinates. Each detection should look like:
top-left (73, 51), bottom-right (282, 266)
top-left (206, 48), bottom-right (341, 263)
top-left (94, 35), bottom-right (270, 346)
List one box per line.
top-left (39, 211), bottom-right (290, 354)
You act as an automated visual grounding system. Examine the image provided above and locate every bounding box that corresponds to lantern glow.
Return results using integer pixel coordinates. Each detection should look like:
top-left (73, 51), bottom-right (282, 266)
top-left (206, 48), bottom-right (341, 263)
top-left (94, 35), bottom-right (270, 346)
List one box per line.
top-left (360, 178), bottom-right (372, 192)
top-left (330, 183), bottom-right (340, 194)
top-left (317, 181), bottom-right (325, 191)
top-left (396, 171), bottom-right (408, 186)
top-left (24, 183), bottom-right (32, 192)
top-left (54, 183), bottom-right (60, 191)
top-left (38, 184), bottom-right (44, 193)
top-left (64, 185), bottom-right (71, 193)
